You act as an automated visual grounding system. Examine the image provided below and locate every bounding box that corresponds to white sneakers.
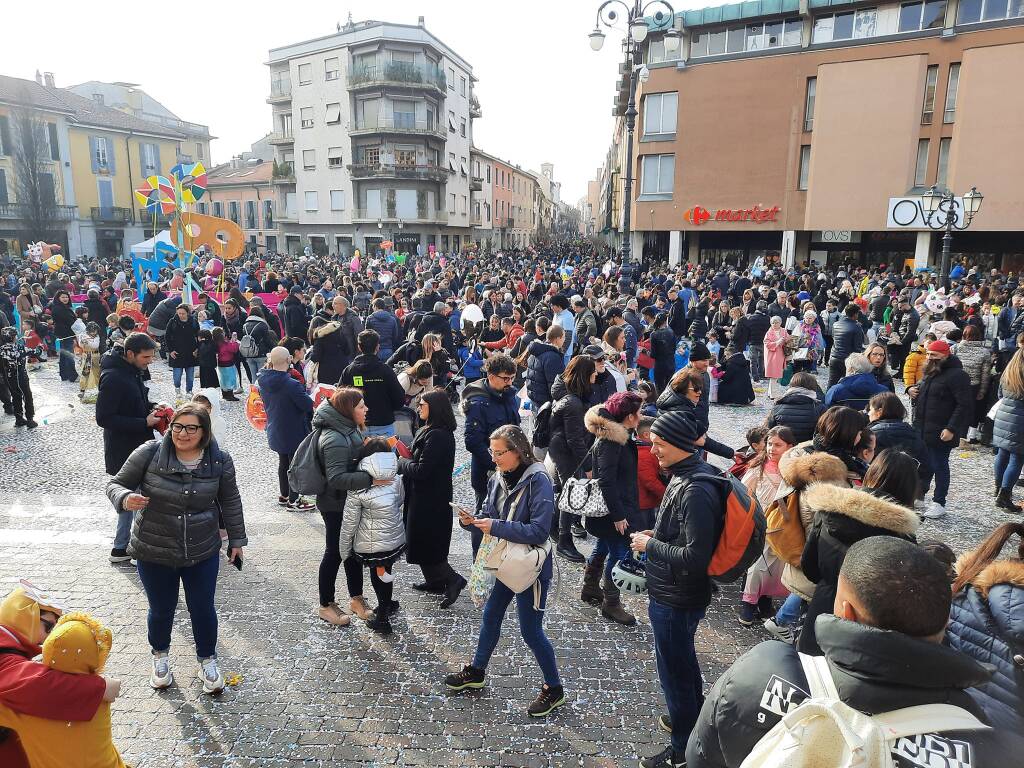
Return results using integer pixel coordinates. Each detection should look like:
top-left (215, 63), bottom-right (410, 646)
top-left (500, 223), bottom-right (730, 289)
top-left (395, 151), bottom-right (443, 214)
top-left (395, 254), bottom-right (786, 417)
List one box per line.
top-left (150, 652), bottom-right (173, 690)
top-left (198, 657), bottom-right (225, 694)
top-left (150, 652), bottom-right (224, 694)
top-left (763, 618), bottom-right (796, 644)
top-left (921, 501), bottom-right (947, 520)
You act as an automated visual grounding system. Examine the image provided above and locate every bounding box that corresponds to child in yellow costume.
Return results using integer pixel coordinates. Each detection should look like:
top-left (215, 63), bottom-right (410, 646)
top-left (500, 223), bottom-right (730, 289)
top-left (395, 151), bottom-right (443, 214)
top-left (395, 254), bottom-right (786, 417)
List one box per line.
top-left (0, 612), bottom-right (127, 768)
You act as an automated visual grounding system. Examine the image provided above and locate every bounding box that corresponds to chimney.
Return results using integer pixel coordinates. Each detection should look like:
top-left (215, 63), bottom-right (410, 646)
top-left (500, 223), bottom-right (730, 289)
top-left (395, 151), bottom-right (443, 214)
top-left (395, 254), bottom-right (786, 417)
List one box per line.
top-left (35, 70), bottom-right (42, 85)
top-left (126, 88), bottom-right (143, 113)
top-left (418, 15), bottom-right (425, 26)
top-left (43, 72), bottom-right (55, 88)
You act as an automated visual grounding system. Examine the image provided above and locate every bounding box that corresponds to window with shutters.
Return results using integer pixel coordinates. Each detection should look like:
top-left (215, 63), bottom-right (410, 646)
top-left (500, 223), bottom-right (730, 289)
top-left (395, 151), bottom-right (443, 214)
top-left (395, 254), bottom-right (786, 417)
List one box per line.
top-left (94, 136), bottom-right (109, 169)
top-left (395, 148), bottom-right (416, 167)
top-left (460, 158), bottom-right (469, 177)
top-left (328, 147), bottom-right (344, 168)
top-left (213, 201), bottom-right (223, 218)
top-left (47, 123), bottom-right (59, 161)
top-left (303, 149), bottom-right (316, 170)
top-left (362, 146), bottom-right (380, 166)
top-left (325, 57), bottom-right (340, 80)
top-left (246, 200), bottom-right (257, 229)
top-left (460, 118), bottom-right (467, 137)
top-left (304, 191), bottom-right (318, 211)
top-left (298, 63), bottom-right (312, 85)
top-left (448, 152), bottom-right (457, 172)
top-left (197, 202), bottom-right (208, 215)
top-left (300, 107), bottom-right (314, 129)
top-left (264, 199), bottom-right (274, 227)
top-left (448, 66), bottom-right (455, 89)
top-left (330, 190), bottom-right (345, 210)
top-left (448, 111), bottom-right (456, 132)
top-left (142, 143), bottom-right (158, 175)
top-left (229, 201), bottom-right (240, 224)
top-left (326, 103), bottom-right (342, 124)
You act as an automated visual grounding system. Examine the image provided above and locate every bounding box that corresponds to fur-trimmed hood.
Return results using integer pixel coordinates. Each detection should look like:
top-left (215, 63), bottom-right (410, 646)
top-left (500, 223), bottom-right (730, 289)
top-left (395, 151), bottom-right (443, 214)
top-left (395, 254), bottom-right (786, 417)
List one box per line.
top-left (803, 483), bottom-right (919, 536)
top-left (778, 442), bottom-right (849, 491)
top-left (955, 556), bottom-right (1024, 599)
top-left (584, 404), bottom-right (630, 445)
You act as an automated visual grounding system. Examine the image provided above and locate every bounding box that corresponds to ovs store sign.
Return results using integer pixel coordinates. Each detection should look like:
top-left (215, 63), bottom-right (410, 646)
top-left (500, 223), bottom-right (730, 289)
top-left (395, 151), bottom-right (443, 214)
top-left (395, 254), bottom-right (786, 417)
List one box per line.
top-left (887, 197), bottom-right (964, 230)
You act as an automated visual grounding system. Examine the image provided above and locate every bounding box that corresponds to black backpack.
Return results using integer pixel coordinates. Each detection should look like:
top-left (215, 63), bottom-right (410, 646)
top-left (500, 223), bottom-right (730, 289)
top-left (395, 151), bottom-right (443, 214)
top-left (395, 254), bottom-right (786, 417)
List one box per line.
top-left (531, 400), bottom-right (554, 449)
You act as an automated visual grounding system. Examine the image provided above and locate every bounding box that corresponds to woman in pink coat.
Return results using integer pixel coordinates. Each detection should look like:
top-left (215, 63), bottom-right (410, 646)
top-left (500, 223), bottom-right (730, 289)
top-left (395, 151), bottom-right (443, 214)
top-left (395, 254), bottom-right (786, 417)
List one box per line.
top-left (763, 316), bottom-right (789, 399)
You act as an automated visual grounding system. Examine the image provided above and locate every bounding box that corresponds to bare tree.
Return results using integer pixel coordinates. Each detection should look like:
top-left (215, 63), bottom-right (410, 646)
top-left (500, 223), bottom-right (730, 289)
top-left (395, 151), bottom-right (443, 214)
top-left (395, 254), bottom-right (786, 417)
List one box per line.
top-left (11, 104), bottom-right (60, 242)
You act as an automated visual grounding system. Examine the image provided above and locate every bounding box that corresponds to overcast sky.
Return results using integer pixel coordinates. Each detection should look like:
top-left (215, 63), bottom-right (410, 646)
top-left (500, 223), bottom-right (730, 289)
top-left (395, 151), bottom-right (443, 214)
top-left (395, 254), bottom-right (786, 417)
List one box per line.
top-left (3, 0), bottom-right (703, 204)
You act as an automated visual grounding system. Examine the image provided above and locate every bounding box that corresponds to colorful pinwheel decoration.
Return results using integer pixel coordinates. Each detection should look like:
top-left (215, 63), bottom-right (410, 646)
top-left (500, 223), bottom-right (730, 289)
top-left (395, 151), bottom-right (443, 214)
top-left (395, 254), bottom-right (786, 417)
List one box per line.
top-left (134, 175), bottom-right (176, 215)
top-left (169, 162), bottom-right (208, 205)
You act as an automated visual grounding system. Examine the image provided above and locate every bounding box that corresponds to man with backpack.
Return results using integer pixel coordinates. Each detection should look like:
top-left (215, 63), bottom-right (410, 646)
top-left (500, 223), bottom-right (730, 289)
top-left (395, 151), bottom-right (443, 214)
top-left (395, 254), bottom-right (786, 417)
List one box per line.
top-left (630, 409), bottom-right (722, 768)
top-left (685, 536), bottom-right (1024, 768)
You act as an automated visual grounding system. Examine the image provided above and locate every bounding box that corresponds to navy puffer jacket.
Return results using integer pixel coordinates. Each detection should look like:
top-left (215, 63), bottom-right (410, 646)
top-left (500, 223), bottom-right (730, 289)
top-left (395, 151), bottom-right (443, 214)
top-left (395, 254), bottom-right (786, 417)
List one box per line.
top-left (947, 558), bottom-right (1024, 732)
top-left (992, 393), bottom-right (1024, 455)
top-left (525, 341), bottom-right (564, 406)
top-left (767, 390), bottom-right (825, 444)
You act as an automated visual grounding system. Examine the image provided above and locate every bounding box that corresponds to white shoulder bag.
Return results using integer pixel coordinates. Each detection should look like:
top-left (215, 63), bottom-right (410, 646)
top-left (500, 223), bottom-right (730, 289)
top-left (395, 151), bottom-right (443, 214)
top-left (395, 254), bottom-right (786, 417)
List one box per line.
top-left (484, 481), bottom-right (552, 602)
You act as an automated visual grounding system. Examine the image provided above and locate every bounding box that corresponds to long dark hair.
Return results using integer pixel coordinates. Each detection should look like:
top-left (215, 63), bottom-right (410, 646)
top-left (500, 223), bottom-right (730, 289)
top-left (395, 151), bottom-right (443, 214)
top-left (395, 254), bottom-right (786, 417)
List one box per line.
top-left (862, 449), bottom-right (919, 507)
top-left (953, 523), bottom-right (1024, 594)
top-left (421, 388), bottom-right (456, 432)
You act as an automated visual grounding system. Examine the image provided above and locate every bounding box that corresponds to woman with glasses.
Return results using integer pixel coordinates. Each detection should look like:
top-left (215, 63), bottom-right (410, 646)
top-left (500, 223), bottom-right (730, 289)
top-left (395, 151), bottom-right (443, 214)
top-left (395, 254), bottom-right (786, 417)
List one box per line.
top-left (106, 403), bottom-right (246, 694)
top-left (865, 342), bottom-right (896, 392)
top-left (445, 425), bottom-right (564, 718)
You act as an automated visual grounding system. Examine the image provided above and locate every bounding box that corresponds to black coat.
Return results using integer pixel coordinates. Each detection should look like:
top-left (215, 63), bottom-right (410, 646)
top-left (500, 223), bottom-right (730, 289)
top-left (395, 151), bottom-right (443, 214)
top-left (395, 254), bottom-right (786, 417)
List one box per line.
top-left (716, 353), bottom-right (755, 405)
top-left (400, 425), bottom-right (456, 565)
top-left (339, 354), bottom-right (406, 426)
top-left (525, 341), bottom-right (564, 406)
top-left (991, 392), bottom-right (1024, 455)
top-left (415, 311), bottom-right (455, 354)
top-left (869, 418), bottom-right (931, 475)
top-left (49, 297), bottom-right (78, 344)
top-left (766, 391), bottom-right (825, 444)
top-left (912, 355), bottom-right (974, 446)
top-left (798, 484), bottom-right (918, 655)
top-left (147, 296), bottom-right (182, 334)
top-left (686, 615), bottom-right (1020, 768)
top-left (548, 392), bottom-right (592, 484)
top-left (650, 327), bottom-right (676, 371)
top-left (309, 311), bottom-right (353, 385)
top-left (746, 311), bottom-right (770, 345)
top-left (730, 316), bottom-right (752, 351)
top-left (279, 295), bottom-right (309, 341)
top-left (141, 288), bottom-right (166, 316)
top-left (583, 406), bottom-right (639, 538)
top-left (95, 349), bottom-right (155, 475)
top-left (829, 316), bottom-right (865, 362)
top-left (164, 315), bottom-right (199, 368)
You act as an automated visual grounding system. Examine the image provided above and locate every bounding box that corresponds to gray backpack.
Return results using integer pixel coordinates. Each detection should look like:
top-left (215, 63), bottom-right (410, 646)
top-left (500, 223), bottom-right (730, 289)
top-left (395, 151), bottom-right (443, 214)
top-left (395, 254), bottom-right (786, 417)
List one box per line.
top-left (287, 428), bottom-right (327, 495)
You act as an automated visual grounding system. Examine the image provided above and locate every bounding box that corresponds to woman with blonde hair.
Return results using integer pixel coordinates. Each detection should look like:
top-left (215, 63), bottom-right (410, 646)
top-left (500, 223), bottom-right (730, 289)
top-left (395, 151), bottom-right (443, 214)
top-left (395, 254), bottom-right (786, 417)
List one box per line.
top-left (991, 349), bottom-right (1024, 511)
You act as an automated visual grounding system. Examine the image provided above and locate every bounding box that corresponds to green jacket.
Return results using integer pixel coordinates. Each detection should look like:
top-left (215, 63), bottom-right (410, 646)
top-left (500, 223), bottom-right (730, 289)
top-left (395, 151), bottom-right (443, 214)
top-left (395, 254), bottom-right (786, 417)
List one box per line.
top-left (312, 400), bottom-right (372, 513)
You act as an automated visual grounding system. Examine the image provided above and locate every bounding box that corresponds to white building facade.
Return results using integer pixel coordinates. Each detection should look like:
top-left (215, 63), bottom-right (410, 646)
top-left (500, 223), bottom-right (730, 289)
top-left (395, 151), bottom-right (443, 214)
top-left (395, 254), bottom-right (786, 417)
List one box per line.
top-left (266, 18), bottom-right (478, 257)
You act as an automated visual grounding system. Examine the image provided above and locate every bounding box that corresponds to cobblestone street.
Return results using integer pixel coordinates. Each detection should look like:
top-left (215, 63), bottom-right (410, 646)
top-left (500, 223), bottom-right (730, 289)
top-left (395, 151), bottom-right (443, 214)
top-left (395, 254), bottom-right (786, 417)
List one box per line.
top-left (0, 362), bottom-right (1008, 767)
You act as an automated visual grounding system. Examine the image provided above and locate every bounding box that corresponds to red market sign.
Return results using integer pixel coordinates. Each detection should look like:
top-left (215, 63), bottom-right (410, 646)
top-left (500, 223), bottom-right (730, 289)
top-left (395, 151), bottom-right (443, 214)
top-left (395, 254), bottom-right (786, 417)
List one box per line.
top-left (684, 204), bottom-right (780, 225)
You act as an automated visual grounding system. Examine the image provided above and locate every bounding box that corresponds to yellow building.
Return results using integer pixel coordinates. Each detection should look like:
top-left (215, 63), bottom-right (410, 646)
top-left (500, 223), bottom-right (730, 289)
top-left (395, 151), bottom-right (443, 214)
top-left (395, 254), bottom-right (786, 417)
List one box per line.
top-left (56, 89), bottom-right (186, 258)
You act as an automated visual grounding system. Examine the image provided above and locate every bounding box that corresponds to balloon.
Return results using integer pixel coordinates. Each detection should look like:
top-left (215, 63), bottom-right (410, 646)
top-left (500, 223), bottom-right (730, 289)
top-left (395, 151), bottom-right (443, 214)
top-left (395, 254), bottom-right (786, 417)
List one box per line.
top-left (204, 258), bottom-right (224, 277)
top-left (44, 253), bottom-right (64, 272)
top-left (245, 387), bottom-right (266, 431)
top-left (461, 303), bottom-right (484, 325)
top-left (380, 270), bottom-right (394, 286)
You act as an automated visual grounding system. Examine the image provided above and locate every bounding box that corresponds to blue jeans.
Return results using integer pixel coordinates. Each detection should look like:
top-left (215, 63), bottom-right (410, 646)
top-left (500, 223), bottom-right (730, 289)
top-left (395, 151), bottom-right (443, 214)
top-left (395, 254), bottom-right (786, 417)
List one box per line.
top-left (995, 449), bottom-right (1024, 490)
top-left (136, 554), bottom-right (220, 659)
top-left (590, 534), bottom-right (629, 580)
top-left (366, 424), bottom-right (396, 438)
top-left (57, 340), bottom-right (78, 381)
top-left (472, 579), bottom-right (561, 688)
top-left (921, 443), bottom-right (954, 506)
top-left (775, 592), bottom-right (804, 626)
top-left (113, 510), bottom-right (133, 551)
top-left (244, 356), bottom-right (265, 381)
top-left (172, 366), bottom-right (195, 392)
top-left (649, 599), bottom-right (706, 753)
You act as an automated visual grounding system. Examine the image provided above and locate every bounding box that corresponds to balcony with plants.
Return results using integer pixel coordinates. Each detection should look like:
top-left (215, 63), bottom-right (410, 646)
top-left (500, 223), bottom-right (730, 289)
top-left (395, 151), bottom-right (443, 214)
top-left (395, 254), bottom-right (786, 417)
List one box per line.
top-left (348, 60), bottom-right (447, 95)
top-left (349, 113), bottom-right (447, 140)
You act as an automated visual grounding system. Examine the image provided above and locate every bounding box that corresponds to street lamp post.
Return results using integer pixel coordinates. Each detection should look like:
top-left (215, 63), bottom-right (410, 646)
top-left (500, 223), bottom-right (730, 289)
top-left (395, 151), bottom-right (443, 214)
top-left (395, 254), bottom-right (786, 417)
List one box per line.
top-left (589, 0), bottom-right (678, 265)
top-left (920, 185), bottom-right (984, 292)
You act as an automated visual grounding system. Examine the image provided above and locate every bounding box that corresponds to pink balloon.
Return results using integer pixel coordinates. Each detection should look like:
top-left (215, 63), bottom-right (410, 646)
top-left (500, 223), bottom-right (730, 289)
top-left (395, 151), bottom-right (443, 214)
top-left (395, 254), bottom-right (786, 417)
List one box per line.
top-left (205, 258), bottom-right (224, 277)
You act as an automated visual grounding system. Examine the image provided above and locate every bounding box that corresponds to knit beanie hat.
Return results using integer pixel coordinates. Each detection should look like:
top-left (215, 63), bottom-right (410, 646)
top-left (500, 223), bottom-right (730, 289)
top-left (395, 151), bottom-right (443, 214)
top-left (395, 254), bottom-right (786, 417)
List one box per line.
top-left (927, 340), bottom-right (951, 355)
top-left (651, 410), bottom-right (702, 454)
top-left (605, 391), bottom-right (643, 421)
top-left (690, 342), bottom-right (712, 362)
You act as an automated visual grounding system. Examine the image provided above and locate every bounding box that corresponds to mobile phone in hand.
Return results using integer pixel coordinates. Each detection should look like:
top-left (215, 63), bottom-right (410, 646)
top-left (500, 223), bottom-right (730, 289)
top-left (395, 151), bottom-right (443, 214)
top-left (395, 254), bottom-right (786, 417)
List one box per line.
top-left (229, 552), bottom-right (243, 570)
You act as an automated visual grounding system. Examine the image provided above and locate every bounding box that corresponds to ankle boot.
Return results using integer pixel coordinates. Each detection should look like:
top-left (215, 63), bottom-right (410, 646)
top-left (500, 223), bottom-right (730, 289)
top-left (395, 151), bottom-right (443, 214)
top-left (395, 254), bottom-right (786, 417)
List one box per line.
top-left (600, 577), bottom-right (636, 626)
top-left (580, 556), bottom-right (605, 605)
top-left (555, 510), bottom-right (585, 563)
top-left (995, 488), bottom-right (1022, 513)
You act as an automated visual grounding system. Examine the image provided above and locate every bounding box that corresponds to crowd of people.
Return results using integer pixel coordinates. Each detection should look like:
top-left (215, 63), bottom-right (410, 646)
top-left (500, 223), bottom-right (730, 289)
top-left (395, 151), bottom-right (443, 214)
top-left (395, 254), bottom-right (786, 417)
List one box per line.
top-left (0, 243), bottom-right (1022, 767)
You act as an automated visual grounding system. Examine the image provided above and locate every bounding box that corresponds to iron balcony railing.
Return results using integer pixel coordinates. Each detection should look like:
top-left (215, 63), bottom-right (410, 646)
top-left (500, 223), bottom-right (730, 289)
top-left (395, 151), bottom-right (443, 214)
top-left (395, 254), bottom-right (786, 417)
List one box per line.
top-left (349, 116), bottom-right (446, 137)
top-left (0, 203), bottom-right (77, 221)
top-left (352, 208), bottom-right (448, 224)
top-left (347, 163), bottom-right (451, 182)
top-left (348, 61), bottom-right (447, 92)
top-left (90, 206), bottom-right (133, 223)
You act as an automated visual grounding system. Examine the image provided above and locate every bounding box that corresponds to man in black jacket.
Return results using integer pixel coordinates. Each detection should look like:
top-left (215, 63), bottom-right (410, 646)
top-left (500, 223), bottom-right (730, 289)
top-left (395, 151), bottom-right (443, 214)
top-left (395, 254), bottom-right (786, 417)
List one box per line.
top-left (685, 536), bottom-right (1024, 768)
top-left (278, 287), bottom-right (310, 342)
top-left (745, 302), bottom-right (770, 382)
top-left (525, 326), bottom-right (565, 409)
top-left (95, 333), bottom-right (161, 563)
top-left (415, 301), bottom-right (455, 355)
top-left (631, 410), bottom-right (722, 768)
top-left (340, 330), bottom-right (406, 437)
top-left (827, 302), bottom-right (866, 388)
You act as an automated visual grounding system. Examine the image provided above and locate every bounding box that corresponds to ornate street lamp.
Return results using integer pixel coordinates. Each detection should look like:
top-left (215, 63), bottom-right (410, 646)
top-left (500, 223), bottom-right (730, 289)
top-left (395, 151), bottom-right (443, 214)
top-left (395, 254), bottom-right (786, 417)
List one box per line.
top-left (589, 0), bottom-right (678, 264)
top-left (921, 185), bottom-right (984, 291)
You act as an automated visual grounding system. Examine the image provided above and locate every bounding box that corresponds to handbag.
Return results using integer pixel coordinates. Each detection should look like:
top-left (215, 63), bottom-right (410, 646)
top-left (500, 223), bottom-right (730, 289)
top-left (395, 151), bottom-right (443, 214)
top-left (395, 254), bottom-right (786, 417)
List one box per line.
top-left (485, 484), bottom-right (552, 596)
top-left (793, 348), bottom-right (810, 361)
top-left (558, 477), bottom-right (609, 518)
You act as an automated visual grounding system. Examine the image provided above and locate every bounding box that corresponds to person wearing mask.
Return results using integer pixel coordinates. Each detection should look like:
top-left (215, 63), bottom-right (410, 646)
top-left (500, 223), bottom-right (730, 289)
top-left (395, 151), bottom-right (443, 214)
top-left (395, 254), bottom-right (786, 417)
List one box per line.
top-left (947, 521), bottom-right (1024, 732)
top-left (582, 392), bottom-right (643, 625)
top-left (827, 302), bottom-right (866, 388)
top-left (909, 340), bottom-right (973, 520)
top-left (400, 389), bottom-right (464, 605)
top-left (257, 346), bottom-right (315, 511)
top-left (95, 333), bottom-right (164, 564)
top-left (445, 425), bottom-right (564, 718)
top-left (798, 449), bottom-right (920, 655)
top-left (106, 404), bottom-right (246, 694)
top-left (365, 298), bottom-right (402, 361)
top-left (685, 536), bottom-right (1024, 768)
top-left (340, 330), bottom-right (406, 438)
top-left (631, 410), bottom-right (721, 768)
top-left (765, 372), bottom-right (824, 444)
top-left (990, 349), bottom-right (1024, 512)
top-left (461, 354), bottom-right (521, 513)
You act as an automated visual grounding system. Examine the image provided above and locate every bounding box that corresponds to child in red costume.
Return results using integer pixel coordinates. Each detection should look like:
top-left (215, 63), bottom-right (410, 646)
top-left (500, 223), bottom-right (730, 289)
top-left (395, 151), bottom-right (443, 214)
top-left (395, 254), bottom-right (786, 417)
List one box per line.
top-left (0, 581), bottom-right (109, 768)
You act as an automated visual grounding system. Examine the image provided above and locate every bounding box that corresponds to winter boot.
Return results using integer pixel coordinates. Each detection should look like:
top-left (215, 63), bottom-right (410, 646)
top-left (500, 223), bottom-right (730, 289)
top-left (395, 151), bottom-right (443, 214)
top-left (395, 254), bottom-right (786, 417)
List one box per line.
top-left (995, 488), bottom-right (1023, 513)
top-left (222, 389), bottom-right (238, 402)
top-left (555, 511), bottom-right (585, 563)
top-left (580, 556), bottom-right (605, 605)
top-left (600, 577), bottom-right (636, 626)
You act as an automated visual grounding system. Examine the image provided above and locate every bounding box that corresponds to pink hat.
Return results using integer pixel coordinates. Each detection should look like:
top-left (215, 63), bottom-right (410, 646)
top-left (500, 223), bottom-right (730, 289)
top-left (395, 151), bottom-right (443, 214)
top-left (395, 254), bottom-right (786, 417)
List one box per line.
top-left (927, 340), bottom-right (951, 355)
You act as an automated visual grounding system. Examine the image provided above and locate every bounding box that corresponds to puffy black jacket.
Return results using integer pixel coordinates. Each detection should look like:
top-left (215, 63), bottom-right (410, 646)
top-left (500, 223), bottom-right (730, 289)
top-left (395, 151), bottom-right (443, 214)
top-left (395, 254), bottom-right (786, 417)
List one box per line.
top-left (461, 379), bottom-right (520, 464)
top-left (164, 315), bottom-right (199, 368)
top-left (868, 418), bottom-right (931, 474)
top-left (912, 355), bottom-right (974, 446)
top-left (278, 295), bottom-right (309, 341)
top-left (650, 327), bottom-right (676, 370)
top-left (525, 341), bottom-right (564, 406)
top-left (583, 406), bottom-right (638, 537)
top-left (365, 309), bottom-right (402, 359)
top-left (147, 295), bottom-right (182, 335)
top-left (991, 393), bottom-right (1024, 455)
top-left (312, 400), bottom-right (373, 513)
top-left (95, 349), bottom-right (155, 475)
top-left (241, 315), bottom-right (275, 357)
top-left (829, 316), bottom-right (865, 362)
top-left (798, 484), bottom-right (918, 655)
top-left (106, 436), bottom-right (247, 567)
top-left (548, 391), bottom-right (592, 484)
top-left (591, 369), bottom-right (617, 405)
top-left (645, 454), bottom-right (722, 609)
top-left (415, 311), bottom-right (455, 354)
top-left (947, 558), bottom-right (1024, 732)
top-left (746, 311), bottom-right (770, 345)
top-left (340, 354), bottom-right (406, 426)
top-left (766, 391), bottom-right (825, 444)
top-left (717, 353), bottom-right (754, 405)
top-left (686, 615), bottom-right (1022, 768)
top-left (730, 316), bottom-right (751, 351)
